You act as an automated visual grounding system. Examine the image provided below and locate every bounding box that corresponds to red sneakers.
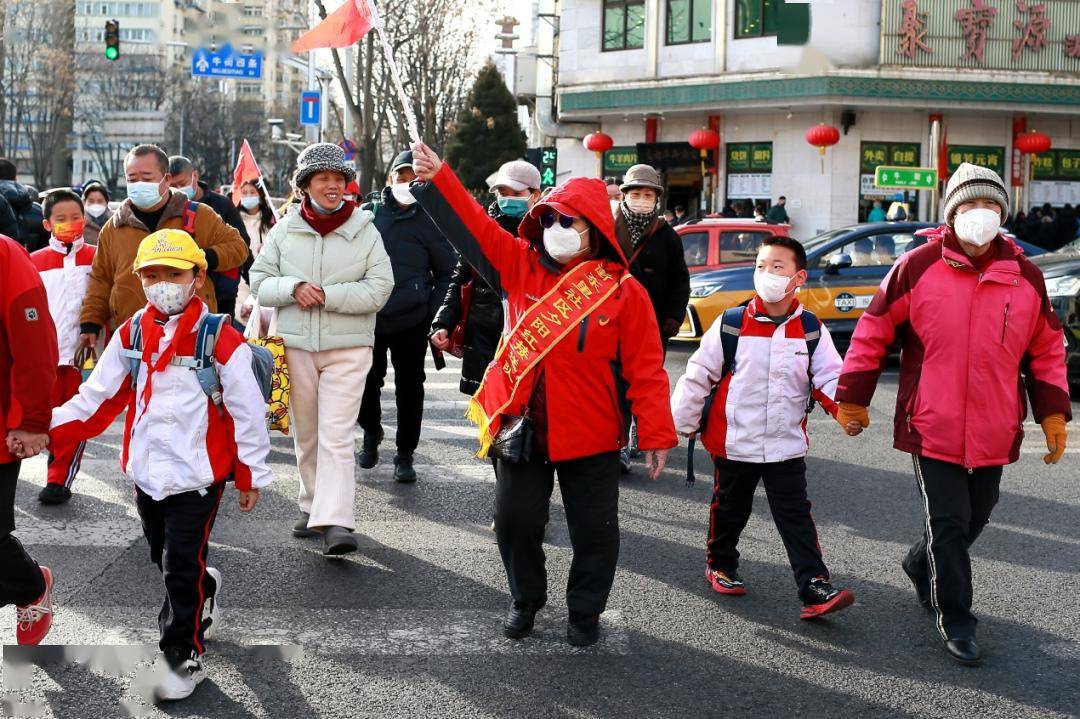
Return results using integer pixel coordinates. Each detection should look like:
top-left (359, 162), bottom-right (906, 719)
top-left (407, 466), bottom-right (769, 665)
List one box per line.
top-left (705, 568), bottom-right (747, 596)
top-left (16, 566), bottom-right (54, 645)
top-left (799, 577), bottom-right (854, 620)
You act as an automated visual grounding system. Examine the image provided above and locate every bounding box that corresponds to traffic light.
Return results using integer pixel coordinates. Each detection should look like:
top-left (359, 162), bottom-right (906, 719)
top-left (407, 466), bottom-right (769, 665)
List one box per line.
top-left (104, 19), bottom-right (120, 61)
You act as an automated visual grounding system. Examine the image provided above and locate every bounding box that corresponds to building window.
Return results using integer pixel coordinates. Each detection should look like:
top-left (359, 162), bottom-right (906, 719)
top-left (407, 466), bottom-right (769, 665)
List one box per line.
top-left (602, 0), bottom-right (645, 52)
top-left (667, 0), bottom-right (710, 45)
top-left (735, 0), bottom-right (778, 39)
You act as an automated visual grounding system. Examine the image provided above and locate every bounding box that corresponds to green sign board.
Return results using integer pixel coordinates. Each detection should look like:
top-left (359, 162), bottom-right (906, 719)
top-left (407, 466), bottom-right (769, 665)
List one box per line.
top-left (1031, 149), bottom-right (1080, 181)
top-left (861, 142), bottom-right (920, 173)
top-left (875, 165), bottom-right (938, 190)
top-left (727, 142), bottom-right (773, 174)
top-left (946, 145), bottom-right (1006, 177)
top-left (603, 146), bottom-right (638, 176)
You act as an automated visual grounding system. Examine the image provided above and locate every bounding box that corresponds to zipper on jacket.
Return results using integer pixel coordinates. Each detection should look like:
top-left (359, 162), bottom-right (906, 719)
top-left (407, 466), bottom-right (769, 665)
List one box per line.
top-left (1001, 302), bottom-right (1010, 344)
top-left (577, 315), bottom-right (590, 352)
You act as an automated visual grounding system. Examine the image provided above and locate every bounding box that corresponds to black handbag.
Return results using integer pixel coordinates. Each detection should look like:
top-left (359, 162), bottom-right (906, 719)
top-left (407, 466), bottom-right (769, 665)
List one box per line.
top-left (488, 413), bottom-right (534, 464)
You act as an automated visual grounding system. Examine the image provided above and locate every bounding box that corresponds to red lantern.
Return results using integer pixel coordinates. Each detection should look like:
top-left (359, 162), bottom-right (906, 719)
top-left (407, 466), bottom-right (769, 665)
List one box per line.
top-left (688, 128), bottom-right (720, 151)
top-left (805, 123), bottom-right (841, 156)
top-left (583, 132), bottom-right (614, 153)
top-left (1014, 130), bottom-right (1052, 155)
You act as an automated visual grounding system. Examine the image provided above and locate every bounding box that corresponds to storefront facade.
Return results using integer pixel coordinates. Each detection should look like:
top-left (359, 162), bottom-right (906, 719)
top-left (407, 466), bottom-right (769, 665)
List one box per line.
top-left (551, 0), bottom-right (1080, 239)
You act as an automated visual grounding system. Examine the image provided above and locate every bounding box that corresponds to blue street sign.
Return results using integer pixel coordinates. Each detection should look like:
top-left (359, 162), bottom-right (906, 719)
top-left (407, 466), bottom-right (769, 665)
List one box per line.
top-left (300, 91), bottom-right (321, 126)
top-left (191, 43), bottom-right (263, 79)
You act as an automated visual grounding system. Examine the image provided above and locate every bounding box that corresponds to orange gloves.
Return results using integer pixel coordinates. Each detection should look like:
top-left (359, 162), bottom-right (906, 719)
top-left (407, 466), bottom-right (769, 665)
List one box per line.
top-left (836, 402), bottom-right (870, 436)
top-left (1040, 414), bottom-right (1068, 465)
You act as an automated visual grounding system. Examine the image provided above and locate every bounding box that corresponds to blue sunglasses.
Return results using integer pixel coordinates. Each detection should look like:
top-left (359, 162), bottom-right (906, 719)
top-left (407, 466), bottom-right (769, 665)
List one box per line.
top-left (539, 210), bottom-right (577, 229)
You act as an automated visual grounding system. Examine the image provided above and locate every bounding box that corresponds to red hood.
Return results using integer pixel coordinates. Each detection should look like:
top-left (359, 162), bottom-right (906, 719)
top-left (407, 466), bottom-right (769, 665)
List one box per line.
top-left (519, 177), bottom-right (627, 266)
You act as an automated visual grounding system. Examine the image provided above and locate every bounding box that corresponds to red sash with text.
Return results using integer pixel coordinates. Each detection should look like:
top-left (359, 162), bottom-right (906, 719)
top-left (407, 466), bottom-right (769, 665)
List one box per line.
top-left (466, 259), bottom-right (625, 457)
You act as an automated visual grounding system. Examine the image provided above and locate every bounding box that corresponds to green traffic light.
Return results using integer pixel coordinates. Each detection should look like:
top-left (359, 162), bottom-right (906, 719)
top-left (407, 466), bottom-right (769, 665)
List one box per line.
top-left (105, 46), bottom-right (119, 60)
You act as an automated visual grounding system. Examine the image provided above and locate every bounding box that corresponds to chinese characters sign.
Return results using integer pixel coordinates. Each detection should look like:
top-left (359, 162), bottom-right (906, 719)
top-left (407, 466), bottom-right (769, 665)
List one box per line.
top-left (602, 147), bottom-right (638, 176)
top-left (1031, 149), bottom-right (1080, 180)
top-left (860, 142), bottom-right (920, 173)
top-left (882, 0), bottom-right (1080, 72)
top-left (726, 143), bottom-right (773, 173)
top-left (946, 145), bottom-right (1006, 177)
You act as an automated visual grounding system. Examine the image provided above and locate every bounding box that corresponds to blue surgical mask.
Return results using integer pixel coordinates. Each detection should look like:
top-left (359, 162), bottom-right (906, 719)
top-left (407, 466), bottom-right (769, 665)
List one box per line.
top-left (127, 181), bottom-right (164, 209)
top-left (497, 196), bottom-right (529, 218)
top-left (179, 184), bottom-right (197, 200)
top-left (240, 196), bottom-right (260, 211)
top-left (313, 198), bottom-right (345, 214)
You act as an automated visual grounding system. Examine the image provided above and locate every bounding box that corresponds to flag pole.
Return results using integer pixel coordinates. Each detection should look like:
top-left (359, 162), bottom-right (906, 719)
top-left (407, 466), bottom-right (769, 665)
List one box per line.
top-left (361, 0), bottom-right (421, 145)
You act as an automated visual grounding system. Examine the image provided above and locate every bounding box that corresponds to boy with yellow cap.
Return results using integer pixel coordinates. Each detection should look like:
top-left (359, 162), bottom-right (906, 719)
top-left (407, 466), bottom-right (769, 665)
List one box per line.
top-left (50, 228), bottom-right (272, 702)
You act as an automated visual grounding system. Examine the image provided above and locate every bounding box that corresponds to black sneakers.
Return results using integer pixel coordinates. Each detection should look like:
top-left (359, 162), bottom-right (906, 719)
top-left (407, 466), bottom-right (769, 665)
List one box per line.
top-left (503, 598), bottom-right (546, 640)
top-left (393, 454), bottom-right (417, 483)
top-left (798, 577), bottom-right (855, 620)
top-left (38, 484), bottom-right (71, 505)
top-left (292, 512), bottom-right (322, 539)
top-left (358, 428), bottom-right (383, 469)
top-left (945, 637), bottom-right (981, 666)
top-left (566, 611), bottom-right (600, 647)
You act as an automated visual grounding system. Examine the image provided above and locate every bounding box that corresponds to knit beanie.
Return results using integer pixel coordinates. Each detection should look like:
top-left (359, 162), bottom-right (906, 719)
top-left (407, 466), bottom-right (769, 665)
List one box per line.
top-left (293, 143), bottom-right (356, 190)
top-left (942, 162), bottom-right (1009, 226)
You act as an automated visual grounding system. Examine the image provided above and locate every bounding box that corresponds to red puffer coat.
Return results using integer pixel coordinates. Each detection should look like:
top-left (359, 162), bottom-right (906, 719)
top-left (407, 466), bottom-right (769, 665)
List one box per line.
top-left (414, 165), bottom-right (677, 462)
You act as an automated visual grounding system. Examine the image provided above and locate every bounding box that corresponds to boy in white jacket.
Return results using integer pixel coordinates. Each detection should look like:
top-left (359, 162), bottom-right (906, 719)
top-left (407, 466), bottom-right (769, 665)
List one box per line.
top-left (670, 237), bottom-right (859, 620)
top-left (50, 229), bottom-right (272, 702)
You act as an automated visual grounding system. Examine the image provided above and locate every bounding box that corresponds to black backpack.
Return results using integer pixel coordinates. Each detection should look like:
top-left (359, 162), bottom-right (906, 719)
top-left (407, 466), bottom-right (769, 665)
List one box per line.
top-left (685, 305), bottom-right (821, 487)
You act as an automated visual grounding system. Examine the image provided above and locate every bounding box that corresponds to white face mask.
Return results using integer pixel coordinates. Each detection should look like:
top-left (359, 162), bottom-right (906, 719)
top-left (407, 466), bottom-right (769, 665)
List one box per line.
top-left (953, 207), bottom-right (1000, 247)
top-left (542, 225), bottom-right (589, 264)
top-left (626, 198), bottom-right (656, 215)
top-left (754, 270), bottom-right (795, 304)
top-left (391, 182), bottom-right (416, 206)
top-left (85, 203), bottom-right (108, 218)
top-left (144, 279), bottom-right (196, 316)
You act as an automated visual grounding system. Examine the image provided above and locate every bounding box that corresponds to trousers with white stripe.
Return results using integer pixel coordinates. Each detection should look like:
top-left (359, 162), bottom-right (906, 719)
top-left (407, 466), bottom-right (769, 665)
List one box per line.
top-left (907, 455), bottom-right (1002, 641)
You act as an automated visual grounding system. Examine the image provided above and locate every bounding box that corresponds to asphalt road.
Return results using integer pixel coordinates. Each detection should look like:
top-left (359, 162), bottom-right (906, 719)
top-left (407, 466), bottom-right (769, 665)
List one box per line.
top-left (2, 346), bottom-right (1078, 718)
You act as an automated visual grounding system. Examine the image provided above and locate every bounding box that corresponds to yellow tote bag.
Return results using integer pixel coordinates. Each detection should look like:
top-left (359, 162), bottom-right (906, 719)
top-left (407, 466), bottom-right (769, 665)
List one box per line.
top-left (248, 336), bottom-right (290, 435)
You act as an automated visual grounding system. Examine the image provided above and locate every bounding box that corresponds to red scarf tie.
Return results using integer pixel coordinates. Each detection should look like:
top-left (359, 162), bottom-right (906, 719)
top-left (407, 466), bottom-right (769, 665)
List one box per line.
top-left (299, 196), bottom-right (355, 236)
top-left (136, 299), bottom-right (203, 420)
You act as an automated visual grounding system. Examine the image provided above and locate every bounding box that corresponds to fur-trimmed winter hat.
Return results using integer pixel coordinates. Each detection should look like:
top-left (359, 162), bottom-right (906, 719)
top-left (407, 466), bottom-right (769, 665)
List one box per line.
top-left (293, 143), bottom-right (356, 189)
top-left (943, 162), bottom-right (1009, 226)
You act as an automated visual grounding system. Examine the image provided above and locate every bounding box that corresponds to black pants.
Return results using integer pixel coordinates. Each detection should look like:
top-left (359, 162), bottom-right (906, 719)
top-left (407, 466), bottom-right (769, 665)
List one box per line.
top-left (906, 455), bottom-right (1002, 641)
top-left (494, 451), bottom-right (620, 615)
top-left (707, 457), bottom-right (828, 592)
top-left (358, 320), bottom-right (429, 455)
top-left (0, 461), bottom-right (46, 608)
top-left (135, 482), bottom-right (224, 665)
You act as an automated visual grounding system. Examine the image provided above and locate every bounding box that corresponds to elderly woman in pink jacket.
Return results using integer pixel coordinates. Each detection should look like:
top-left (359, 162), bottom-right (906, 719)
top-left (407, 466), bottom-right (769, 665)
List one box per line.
top-left (835, 163), bottom-right (1070, 666)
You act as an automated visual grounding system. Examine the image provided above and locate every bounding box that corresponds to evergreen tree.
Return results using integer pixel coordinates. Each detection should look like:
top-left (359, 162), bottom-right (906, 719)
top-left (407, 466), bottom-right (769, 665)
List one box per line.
top-left (445, 62), bottom-right (526, 191)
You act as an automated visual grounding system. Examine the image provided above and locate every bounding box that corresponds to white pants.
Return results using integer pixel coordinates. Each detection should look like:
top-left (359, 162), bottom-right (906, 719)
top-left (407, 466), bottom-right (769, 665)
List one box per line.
top-left (286, 346), bottom-right (373, 530)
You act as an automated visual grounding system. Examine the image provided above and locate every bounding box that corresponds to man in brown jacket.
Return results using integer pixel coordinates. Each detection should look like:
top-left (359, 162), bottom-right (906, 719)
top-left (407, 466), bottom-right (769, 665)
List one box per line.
top-left (78, 145), bottom-right (248, 347)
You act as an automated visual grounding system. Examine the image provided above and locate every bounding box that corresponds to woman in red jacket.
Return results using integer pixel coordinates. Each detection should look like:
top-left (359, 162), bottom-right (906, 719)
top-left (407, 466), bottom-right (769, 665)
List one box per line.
top-left (411, 142), bottom-right (677, 647)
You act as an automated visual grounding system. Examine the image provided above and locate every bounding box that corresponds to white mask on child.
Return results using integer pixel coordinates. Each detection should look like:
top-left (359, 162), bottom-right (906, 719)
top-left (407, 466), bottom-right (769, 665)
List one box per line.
top-left (754, 270), bottom-right (794, 304)
top-left (144, 280), bottom-right (196, 316)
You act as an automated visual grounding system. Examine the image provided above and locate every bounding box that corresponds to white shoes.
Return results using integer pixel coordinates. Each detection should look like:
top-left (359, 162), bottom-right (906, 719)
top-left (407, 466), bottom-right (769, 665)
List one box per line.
top-left (203, 567), bottom-right (222, 640)
top-left (154, 656), bottom-right (206, 702)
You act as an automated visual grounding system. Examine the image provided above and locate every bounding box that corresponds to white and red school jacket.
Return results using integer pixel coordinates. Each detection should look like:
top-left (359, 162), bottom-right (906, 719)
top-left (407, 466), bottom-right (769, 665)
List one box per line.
top-left (50, 300), bottom-right (273, 500)
top-left (30, 237), bottom-right (95, 366)
top-left (670, 296), bottom-right (842, 464)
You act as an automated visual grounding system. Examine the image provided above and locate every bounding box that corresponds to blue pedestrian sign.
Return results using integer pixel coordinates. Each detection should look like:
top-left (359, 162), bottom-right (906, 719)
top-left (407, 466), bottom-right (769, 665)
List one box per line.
top-left (300, 91), bottom-right (321, 126)
top-left (191, 43), bottom-right (262, 79)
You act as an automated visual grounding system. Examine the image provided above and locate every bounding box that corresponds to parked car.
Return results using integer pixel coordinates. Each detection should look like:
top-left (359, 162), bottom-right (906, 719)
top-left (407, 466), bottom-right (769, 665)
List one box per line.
top-left (677, 222), bottom-right (1047, 349)
top-left (675, 218), bottom-right (792, 274)
top-left (1031, 248), bottom-right (1080, 394)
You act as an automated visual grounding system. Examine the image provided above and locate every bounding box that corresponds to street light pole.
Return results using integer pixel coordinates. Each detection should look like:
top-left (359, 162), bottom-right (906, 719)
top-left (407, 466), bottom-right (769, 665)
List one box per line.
top-left (305, 0), bottom-right (319, 144)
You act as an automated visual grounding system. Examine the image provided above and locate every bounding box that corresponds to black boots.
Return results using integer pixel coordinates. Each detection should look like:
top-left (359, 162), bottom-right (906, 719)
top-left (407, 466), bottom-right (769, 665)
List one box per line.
top-left (323, 526), bottom-right (358, 556)
top-left (393, 454), bottom-right (417, 483)
top-left (566, 612), bottom-right (600, 647)
top-left (503, 598), bottom-right (546, 640)
top-left (38, 484), bottom-right (71, 505)
top-left (358, 428), bottom-right (383, 469)
top-left (945, 637), bottom-right (981, 666)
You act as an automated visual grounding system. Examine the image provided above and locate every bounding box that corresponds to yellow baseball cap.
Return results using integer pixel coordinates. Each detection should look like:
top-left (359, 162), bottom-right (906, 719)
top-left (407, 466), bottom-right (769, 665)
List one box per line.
top-left (133, 229), bottom-right (207, 272)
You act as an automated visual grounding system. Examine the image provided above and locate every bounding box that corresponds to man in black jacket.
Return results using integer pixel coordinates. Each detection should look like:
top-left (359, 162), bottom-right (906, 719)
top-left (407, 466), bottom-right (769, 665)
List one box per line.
top-left (0, 159), bottom-right (48, 251)
top-left (358, 150), bottom-right (457, 483)
top-left (167, 156), bottom-right (252, 318)
top-left (430, 160), bottom-right (541, 395)
top-left (614, 164), bottom-right (691, 471)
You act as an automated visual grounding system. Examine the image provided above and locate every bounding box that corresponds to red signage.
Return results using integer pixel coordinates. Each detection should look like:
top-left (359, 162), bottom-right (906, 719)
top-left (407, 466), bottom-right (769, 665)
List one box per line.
top-left (897, 0), bottom-right (932, 59)
top-left (955, 0), bottom-right (998, 64)
top-left (1012, 0), bottom-right (1051, 61)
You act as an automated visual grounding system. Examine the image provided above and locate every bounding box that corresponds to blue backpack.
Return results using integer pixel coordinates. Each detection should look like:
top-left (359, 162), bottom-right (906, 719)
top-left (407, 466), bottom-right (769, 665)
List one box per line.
top-left (685, 305), bottom-right (821, 487)
top-left (122, 311), bottom-right (274, 414)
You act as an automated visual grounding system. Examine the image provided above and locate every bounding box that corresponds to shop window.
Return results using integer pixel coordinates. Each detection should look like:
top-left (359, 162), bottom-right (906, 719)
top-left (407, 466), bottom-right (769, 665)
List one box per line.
top-left (719, 230), bottom-right (770, 262)
top-left (735, 0), bottom-right (779, 39)
top-left (667, 0), bottom-right (711, 45)
top-left (603, 0), bottom-right (646, 51)
top-left (681, 231), bottom-right (710, 268)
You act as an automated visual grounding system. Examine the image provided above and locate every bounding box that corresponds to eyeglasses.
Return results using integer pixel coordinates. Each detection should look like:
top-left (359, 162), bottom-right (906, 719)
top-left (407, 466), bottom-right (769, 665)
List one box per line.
top-left (539, 210), bottom-right (577, 229)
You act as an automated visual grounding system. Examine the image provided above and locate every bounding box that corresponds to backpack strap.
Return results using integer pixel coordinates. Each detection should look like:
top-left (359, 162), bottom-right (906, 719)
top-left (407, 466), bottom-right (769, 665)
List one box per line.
top-left (687, 305), bottom-right (746, 487)
top-left (800, 310), bottom-right (822, 415)
top-left (194, 313), bottom-right (227, 412)
top-left (182, 201), bottom-right (198, 234)
top-left (120, 309), bottom-right (146, 391)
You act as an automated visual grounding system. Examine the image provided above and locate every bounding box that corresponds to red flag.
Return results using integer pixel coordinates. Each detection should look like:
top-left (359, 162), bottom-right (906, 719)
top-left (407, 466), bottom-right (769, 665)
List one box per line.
top-left (292, 0), bottom-right (373, 53)
top-left (232, 140), bottom-right (263, 205)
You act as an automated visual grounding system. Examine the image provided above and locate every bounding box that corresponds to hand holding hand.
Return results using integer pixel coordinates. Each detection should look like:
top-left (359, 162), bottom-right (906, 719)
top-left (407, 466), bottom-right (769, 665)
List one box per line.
top-left (430, 329), bottom-right (450, 350)
top-left (293, 282), bottom-right (325, 310)
top-left (411, 142), bottom-right (443, 182)
top-left (1040, 414), bottom-right (1067, 465)
top-left (78, 332), bottom-right (98, 351)
top-left (836, 402), bottom-right (870, 436)
top-left (6, 430), bottom-right (49, 458)
top-left (644, 448), bottom-right (669, 481)
top-left (238, 489), bottom-right (259, 512)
